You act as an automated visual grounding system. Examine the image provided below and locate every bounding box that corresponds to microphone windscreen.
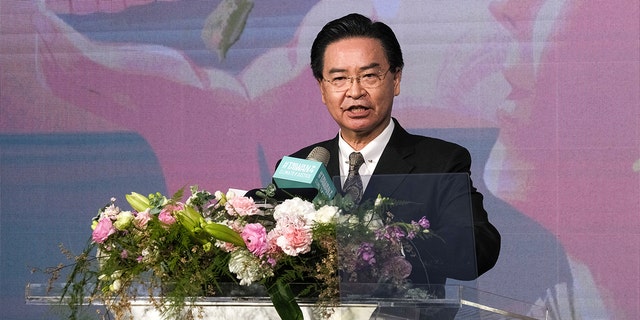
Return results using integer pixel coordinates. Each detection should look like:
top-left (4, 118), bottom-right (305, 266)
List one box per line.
top-left (306, 146), bottom-right (330, 166)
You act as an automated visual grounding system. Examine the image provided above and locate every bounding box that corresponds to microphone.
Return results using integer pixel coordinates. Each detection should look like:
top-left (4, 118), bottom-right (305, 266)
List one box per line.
top-left (306, 146), bottom-right (330, 166)
top-left (272, 146), bottom-right (337, 201)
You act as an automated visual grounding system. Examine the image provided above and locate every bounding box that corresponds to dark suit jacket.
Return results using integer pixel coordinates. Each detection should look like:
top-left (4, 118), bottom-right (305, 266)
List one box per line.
top-left (287, 118), bottom-right (501, 285)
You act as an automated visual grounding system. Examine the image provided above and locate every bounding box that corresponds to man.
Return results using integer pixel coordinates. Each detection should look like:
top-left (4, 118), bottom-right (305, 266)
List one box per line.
top-left (285, 13), bottom-right (500, 286)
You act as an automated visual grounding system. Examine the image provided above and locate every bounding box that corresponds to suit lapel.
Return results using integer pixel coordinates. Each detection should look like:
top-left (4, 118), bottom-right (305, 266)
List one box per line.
top-left (323, 136), bottom-right (341, 178)
top-left (325, 120), bottom-right (418, 200)
top-left (364, 120), bottom-right (416, 199)
top-left (374, 119), bottom-right (415, 175)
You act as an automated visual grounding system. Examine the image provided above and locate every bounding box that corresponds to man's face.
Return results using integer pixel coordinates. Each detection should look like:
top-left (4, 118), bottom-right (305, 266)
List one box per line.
top-left (319, 37), bottom-right (401, 143)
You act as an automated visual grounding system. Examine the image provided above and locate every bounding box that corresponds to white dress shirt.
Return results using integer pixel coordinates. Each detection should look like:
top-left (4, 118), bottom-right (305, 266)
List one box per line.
top-left (337, 120), bottom-right (395, 190)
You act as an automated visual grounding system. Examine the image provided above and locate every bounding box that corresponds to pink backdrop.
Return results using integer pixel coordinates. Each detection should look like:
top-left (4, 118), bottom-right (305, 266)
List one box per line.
top-left (1, 0), bottom-right (638, 319)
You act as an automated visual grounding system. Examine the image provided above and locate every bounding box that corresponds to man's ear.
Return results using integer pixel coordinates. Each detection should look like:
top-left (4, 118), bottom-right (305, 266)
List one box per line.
top-left (393, 69), bottom-right (402, 96)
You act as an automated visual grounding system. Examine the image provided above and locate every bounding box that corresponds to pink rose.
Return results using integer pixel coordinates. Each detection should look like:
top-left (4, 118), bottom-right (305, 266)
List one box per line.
top-left (92, 218), bottom-right (116, 243)
top-left (241, 223), bottom-right (269, 257)
top-left (133, 209), bottom-right (152, 229)
top-left (158, 208), bottom-right (177, 226)
top-left (225, 196), bottom-right (260, 216)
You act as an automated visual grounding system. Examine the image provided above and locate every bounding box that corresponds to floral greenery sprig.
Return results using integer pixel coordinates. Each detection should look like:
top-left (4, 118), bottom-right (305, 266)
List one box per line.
top-left (46, 185), bottom-right (435, 320)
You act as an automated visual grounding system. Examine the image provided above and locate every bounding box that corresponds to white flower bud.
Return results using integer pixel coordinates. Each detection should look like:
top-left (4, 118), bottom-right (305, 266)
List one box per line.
top-left (110, 279), bottom-right (122, 292)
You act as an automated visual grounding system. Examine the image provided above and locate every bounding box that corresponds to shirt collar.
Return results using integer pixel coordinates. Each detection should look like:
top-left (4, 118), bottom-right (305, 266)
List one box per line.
top-left (338, 120), bottom-right (395, 177)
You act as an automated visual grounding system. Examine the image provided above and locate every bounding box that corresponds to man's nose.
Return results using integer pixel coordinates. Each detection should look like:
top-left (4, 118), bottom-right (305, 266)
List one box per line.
top-left (345, 78), bottom-right (366, 99)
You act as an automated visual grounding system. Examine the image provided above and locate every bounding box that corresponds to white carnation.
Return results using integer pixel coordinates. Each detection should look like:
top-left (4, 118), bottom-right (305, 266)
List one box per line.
top-left (228, 250), bottom-right (272, 286)
top-left (273, 197), bottom-right (315, 222)
top-left (363, 211), bottom-right (384, 231)
top-left (313, 205), bottom-right (339, 224)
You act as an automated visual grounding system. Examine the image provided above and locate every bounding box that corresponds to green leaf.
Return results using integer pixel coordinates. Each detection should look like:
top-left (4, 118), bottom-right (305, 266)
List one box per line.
top-left (177, 206), bottom-right (201, 231)
top-left (267, 280), bottom-right (303, 320)
top-left (202, 222), bottom-right (246, 248)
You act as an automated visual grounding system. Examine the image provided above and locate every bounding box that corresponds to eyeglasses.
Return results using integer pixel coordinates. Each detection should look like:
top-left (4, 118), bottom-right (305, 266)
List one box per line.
top-left (322, 68), bottom-right (392, 92)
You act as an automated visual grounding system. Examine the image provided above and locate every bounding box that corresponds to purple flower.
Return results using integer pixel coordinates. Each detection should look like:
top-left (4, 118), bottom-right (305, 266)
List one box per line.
top-left (357, 242), bottom-right (376, 265)
top-left (382, 225), bottom-right (405, 242)
top-left (418, 216), bottom-right (430, 229)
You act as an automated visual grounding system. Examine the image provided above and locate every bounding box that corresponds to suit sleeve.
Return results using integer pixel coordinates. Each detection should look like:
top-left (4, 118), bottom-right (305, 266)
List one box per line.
top-left (448, 147), bottom-right (501, 278)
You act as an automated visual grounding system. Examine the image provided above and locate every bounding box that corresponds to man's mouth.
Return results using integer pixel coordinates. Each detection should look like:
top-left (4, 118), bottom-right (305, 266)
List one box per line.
top-left (345, 105), bottom-right (369, 112)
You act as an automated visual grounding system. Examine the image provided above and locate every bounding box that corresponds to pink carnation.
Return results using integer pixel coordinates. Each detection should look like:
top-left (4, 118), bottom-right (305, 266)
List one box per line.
top-left (274, 217), bottom-right (313, 256)
top-left (225, 196), bottom-right (260, 216)
top-left (241, 223), bottom-right (269, 257)
top-left (216, 220), bottom-right (244, 252)
top-left (92, 218), bottom-right (116, 243)
top-left (265, 230), bottom-right (284, 265)
top-left (133, 209), bottom-right (152, 229)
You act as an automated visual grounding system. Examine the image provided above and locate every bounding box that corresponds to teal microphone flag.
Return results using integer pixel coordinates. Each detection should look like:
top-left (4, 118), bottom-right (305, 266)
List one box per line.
top-left (273, 156), bottom-right (337, 200)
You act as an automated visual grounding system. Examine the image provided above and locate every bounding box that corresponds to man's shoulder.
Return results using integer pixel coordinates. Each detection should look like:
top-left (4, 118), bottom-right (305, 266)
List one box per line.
top-left (394, 127), bottom-right (468, 154)
top-left (289, 138), bottom-right (336, 159)
top-left (391, 119), bottom-right (467, 152)
top-left (414, 134), bottom-right (465, 151)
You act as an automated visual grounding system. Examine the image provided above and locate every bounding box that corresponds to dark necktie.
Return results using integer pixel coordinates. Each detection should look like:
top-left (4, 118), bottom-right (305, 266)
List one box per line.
top-left (343, 152), bottom-right (365, 204)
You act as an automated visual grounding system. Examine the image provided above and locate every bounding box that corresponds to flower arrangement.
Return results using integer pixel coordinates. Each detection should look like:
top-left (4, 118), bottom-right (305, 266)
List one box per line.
top-left (47, 185), bottom-right (435, 320)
